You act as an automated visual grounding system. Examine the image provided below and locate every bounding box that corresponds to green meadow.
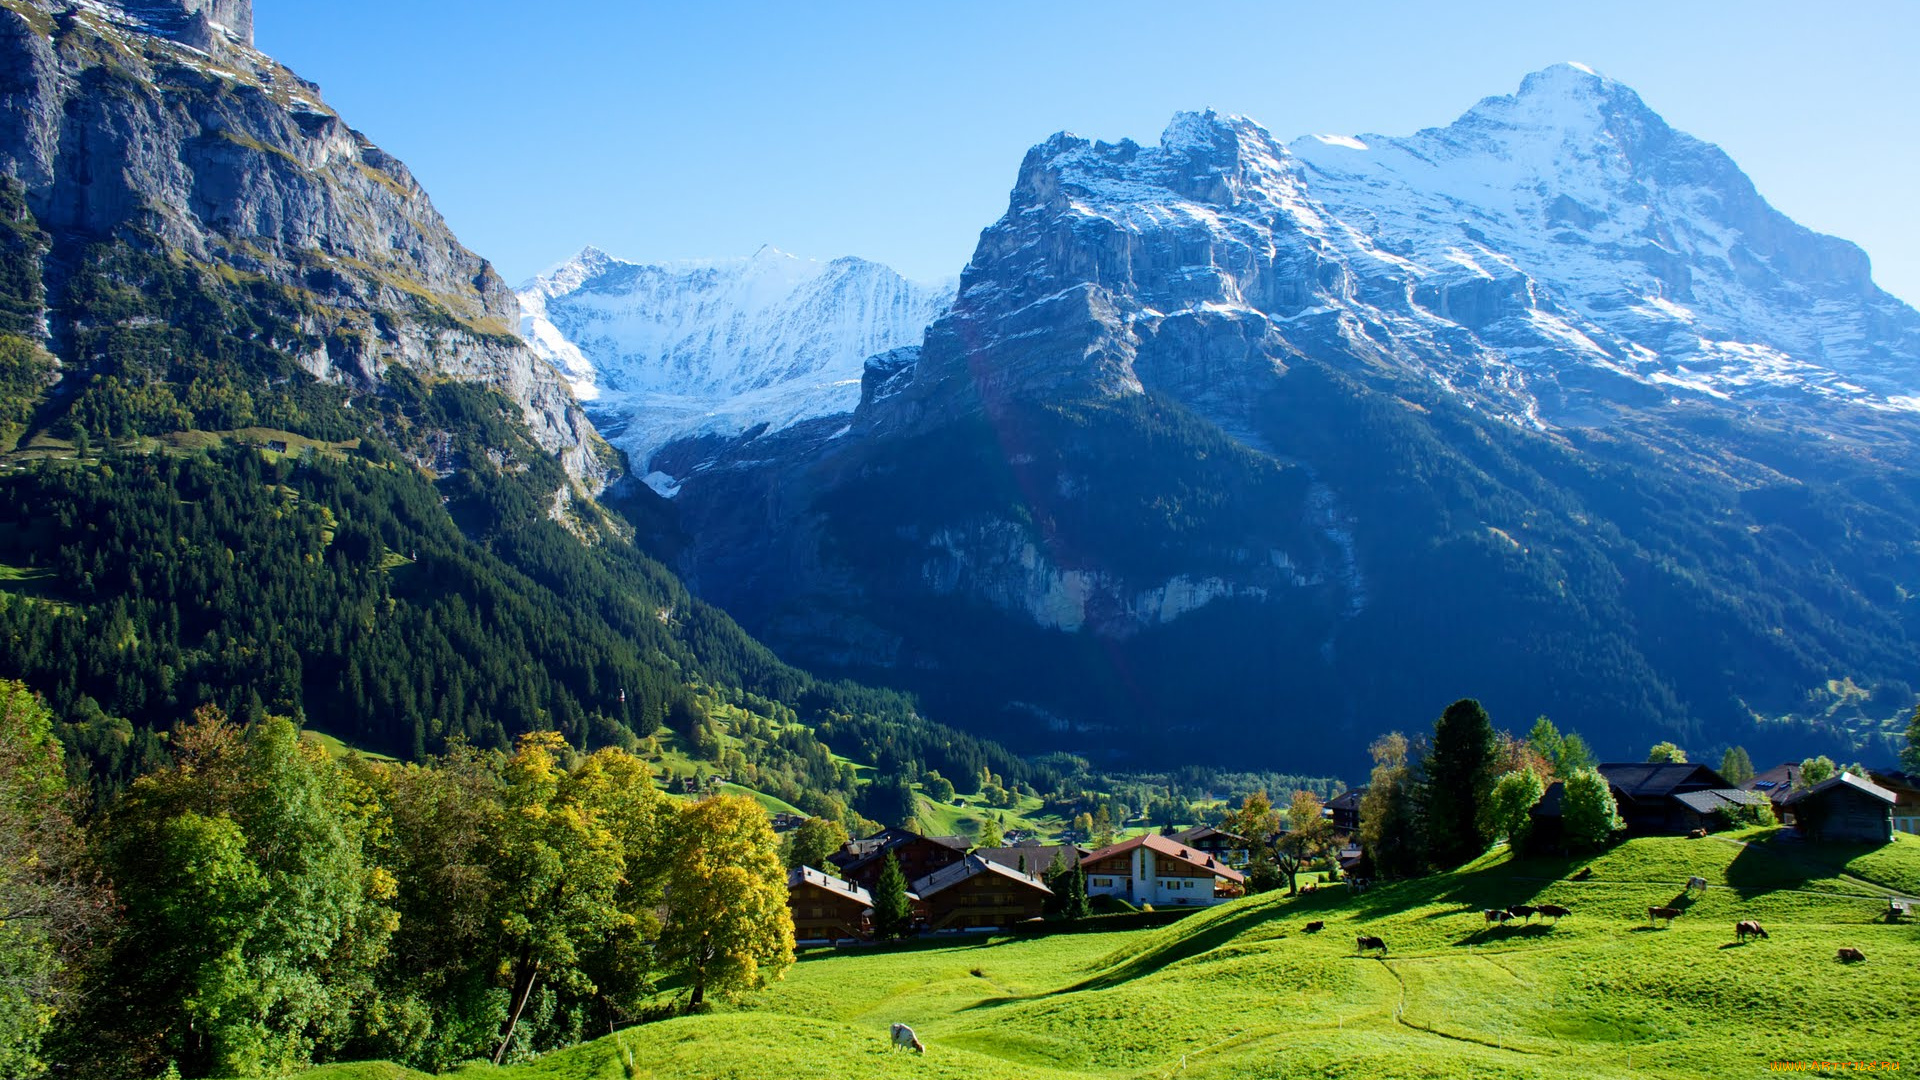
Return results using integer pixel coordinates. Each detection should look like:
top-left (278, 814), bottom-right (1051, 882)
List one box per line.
top-left (290, 831), bottom-right (1920, 1080)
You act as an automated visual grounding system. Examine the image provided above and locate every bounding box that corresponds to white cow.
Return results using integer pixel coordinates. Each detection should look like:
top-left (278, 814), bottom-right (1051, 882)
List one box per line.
top-left (890, 1022), bottom-right (926, 1054)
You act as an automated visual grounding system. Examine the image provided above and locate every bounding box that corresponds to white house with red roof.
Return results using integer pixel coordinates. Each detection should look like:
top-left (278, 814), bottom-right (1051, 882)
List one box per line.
top-left (1079, 833), bottom-right (1246, 907)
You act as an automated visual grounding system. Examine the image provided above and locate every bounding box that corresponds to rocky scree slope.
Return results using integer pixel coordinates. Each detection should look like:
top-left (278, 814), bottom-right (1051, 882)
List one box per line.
top-left (651, 65), bottom-right (1920, 772)
top-left (518, 245), bottom-right (952, 490)
top-left (0, 0), bottom-right (610, 488)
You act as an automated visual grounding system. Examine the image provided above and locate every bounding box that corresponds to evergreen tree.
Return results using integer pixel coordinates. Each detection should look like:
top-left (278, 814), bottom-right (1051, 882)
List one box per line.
top-left (1421, 699), bottom-right (1499, 869)
top-left (1646, 741), bottom-right (1687, 763)
top-left (1561, 768), bottom-right (1624, 850)
top-left (1558, 732), bottom-right (1596, 775)
top-left (1902, 705), bottom-right (1920, 774)
top-left (870, 854), bottom-right (912, 940)
top-left (1526, 716), bottom-right (1564, 776)
top-left (1064, 864), bottom-right (1091, 920)
top-left (1719, 746), bottom-right (1755, 786)
top-left (977, 815), bottom-right (1003, 848)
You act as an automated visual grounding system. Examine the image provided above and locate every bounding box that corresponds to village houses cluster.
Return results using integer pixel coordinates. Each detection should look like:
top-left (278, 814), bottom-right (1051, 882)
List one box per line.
top-left (783, 756), bottom-right (1918, 945)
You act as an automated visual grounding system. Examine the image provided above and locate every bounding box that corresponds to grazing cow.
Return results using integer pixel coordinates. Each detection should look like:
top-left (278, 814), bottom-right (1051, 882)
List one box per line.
top-left (1347, 876), bottom-right (1372, 895)
top-left (1535, 904), bottom-right (1571, 923)
top-left (1484, 908), bottom-right (1512, 926)
top-left (1836, 947), bottom-right (1866, 963)
top-left (1648, 906), bottom-right (1682, 926)
top-left (1571, 868), bottom-right (1593, 881)
top-left (1686, 875), bottom-right (1709, 893)
top-left (1734, 920), bottom-right (1769, 942)
top-left (1687, 828), bottom-right (1707, 839)
top-left (890, 1023), bottom-right (926, 1054)
top-left (1300, 881), bottom-right (1317, 894)
top-left (1507, 904), bottom-right (1537, 922)
top-left (1355, 935), bottom-right (1388, 956)
top-left (1304, 920), bottom-right (1324, 933)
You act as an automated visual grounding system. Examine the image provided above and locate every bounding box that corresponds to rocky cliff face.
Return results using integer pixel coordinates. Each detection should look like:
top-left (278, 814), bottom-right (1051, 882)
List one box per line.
top-left (654, 66), bottom-right (1920, 771)
top-left (0, 0), bottom-right (610, 487)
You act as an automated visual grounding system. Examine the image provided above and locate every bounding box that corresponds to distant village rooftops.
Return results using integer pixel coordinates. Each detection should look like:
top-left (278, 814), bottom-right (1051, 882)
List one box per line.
top-left (787, 865), bottom-right (873, 907)
top-left (909, 854), bottom-right (1051, 898)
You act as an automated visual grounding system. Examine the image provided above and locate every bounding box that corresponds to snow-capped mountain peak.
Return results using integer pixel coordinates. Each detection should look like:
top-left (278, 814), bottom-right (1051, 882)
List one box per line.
top-left (517, 248), bottom-right (956, 487)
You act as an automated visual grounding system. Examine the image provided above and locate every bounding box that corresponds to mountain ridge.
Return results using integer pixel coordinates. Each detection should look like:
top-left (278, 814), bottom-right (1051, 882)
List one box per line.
top-left (641, 64), bottom-right (1920, 772)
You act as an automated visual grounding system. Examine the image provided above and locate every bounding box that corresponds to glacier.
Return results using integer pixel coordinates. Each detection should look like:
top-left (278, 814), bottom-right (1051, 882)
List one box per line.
top-left (518, 245), bottom-right (954, 488)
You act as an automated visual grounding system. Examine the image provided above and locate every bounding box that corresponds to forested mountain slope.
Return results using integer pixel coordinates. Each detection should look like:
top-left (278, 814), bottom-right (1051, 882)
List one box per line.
top-left (0, 0), bottom-right (1041, 807)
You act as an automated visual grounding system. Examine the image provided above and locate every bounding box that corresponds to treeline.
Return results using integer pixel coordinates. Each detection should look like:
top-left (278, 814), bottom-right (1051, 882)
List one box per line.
top-left (0, 684), bottom-right (793, 1079)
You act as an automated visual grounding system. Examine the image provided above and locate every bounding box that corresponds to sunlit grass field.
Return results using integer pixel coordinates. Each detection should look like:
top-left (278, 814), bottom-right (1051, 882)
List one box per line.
top-left (289, 830), bottom-right (1920, 1079)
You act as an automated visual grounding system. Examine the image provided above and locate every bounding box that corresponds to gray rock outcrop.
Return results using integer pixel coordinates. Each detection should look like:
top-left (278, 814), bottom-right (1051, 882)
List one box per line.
top-left (0, 0), bottom-right (610, 488)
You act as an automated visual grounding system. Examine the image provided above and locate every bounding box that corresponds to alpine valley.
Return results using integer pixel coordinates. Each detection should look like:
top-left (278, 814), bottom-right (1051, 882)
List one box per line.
top-left (547, 64), bottom-right (1920, 774)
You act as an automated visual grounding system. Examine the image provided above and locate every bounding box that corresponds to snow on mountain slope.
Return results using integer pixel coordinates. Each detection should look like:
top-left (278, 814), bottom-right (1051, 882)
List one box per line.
top-left (895, 63), bottom-right (1919, 440)
top-left (518, 246), bottom-right (954, 482)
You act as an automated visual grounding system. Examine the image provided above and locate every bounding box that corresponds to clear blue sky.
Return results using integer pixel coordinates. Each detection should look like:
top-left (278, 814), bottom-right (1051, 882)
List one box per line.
top-left (259, 2), bottom-right (1920, 305)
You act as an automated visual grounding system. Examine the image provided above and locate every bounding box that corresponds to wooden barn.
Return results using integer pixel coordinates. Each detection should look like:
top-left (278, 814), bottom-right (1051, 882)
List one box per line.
top-left (1781, 772), bottom-right (1897, 843)
top-left (827, 827), bottom-right (969, 890)
top-left (1866, 770), bottom-right (1920, 836)
top-left (1168, 825), bottom-right (1253, 868)
top-left (1325, 788), bottom-right (1366, 835)
top-left (909, 855), bottom-right (1051, 931)
top-left (786, 866), bottom-right (878, 943)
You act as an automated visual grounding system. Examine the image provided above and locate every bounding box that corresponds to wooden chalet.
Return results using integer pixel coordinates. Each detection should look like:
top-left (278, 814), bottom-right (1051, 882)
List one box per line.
top-left (1325, 788), bottom-right (1365, 834)
top-left (909, 854), bottom-right (1052, 930)
top-left (973, 844), bottom-right (1086, 877)
top-left (1741, 762), bottom-right (1805, 821)
top-left (1168, 825), bottom-right (1252, 868)
top-left (1867, 770), bottom-right (1920, 836)
top-left (1081, 833), bottom-right (1245, 908)
top-left (1596, 762), bottom-right (1757, 833)
top-left (1529, 762), bottom-right (1763, 844)
top-left (1782, 772), bottom-right (1897, 844)
top-left (828, 827), bottom-right (969, 890)
top-left (786, 866), bottom-right (877, 943)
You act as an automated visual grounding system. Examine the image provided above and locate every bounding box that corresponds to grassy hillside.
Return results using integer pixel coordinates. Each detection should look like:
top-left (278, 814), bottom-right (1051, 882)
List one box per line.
top-left (289, 830), bottom-right (1920, 1079)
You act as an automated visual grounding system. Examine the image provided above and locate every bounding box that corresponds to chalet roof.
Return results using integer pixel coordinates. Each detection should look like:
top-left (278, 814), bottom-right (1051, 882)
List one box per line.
top-left (1782, 771), bottom-right (1897, 807)
top-left (1867, 769), bottom-right (1920, 801)
top-left (787, 865), bottom-right (873, 907)
top-left (909, 854), bottom-right (1053, 898)
top-left (1743, 762), bottom-right (1804, 803)
top-left (1596, 762), bottom-right (1731, 800)
top-left (829, 828), bottom-right (970, 874)
top-left (973, 845), bottom-right (1086, 873)
top-left (1530, 781), bottom-right (1566, 818)
top-left (1169, 825), bottom-right (1250, 847)
top-left (1325, 788), bottom-right (1366, 813)
top-left (1672, 788), bottom-right (1770, 815)
top-left (1084, 833), bottom-right (1247, 884)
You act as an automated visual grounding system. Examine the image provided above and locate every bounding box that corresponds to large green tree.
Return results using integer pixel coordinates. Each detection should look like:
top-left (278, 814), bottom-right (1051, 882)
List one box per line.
top-left (782, 817), bottom-right (850, 872)
top-left (0, 682), bottom-right (97, 1079)
top-left (1421, 699), bottom-right (1499, 869)
top-left (658, 794), bottom-right (793, 1011)
top-left (1901, 704), bottom-right (1920, 774)
top-left (1560, 768), bottom-right (1624, 850)
top-left (1483, 769), bottom-right (1546, 847)
top-left (1647, 741), bottom-right (1688, 764)
top-left (1359, 733), bottom-right (1425, 878)
top-left (79, 711), bottom-right (392, 1079)
top-left (1275, 790), bottom-right (1334, 895)
top-left (1719, 746), bottom-right (1755, 786)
